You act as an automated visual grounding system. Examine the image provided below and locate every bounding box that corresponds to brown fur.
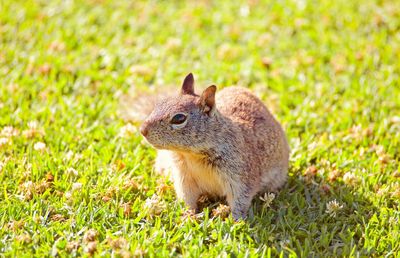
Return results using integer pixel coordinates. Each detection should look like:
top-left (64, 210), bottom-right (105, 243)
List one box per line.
top-left (140, 74), bottom-right (289, 220)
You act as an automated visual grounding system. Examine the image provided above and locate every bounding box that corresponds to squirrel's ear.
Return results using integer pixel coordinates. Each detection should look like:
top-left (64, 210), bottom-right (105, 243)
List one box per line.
top-left (181, 73), bottom-right (195, 95)
top-left (199, 85), bottom-right (217, 115)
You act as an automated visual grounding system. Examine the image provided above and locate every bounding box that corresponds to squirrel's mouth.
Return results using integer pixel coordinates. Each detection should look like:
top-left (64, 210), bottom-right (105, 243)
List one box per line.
top-left (141, 136), bottom-right (157, 148)
top-left (146, 141), bottom-right (165, 150)
top-left (149, 142), bottom-right (177, 151)
top-left (143, 137), bottom-right (176, 150)
top-left (151, 144), bottom-right (163, 149)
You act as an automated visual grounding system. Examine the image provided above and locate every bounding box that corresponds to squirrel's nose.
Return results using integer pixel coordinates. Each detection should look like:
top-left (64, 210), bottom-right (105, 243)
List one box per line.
top-left (140, 123), bottom-right (149, 137)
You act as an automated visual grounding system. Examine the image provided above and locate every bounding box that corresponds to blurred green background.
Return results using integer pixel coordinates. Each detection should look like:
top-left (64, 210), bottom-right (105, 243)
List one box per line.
top-left (0, 0), bottom-right (399, 257)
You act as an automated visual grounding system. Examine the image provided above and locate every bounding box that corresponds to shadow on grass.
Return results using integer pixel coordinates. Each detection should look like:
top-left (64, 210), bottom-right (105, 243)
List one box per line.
top-left (193, 170), bottom-right (382, 256)
top-left (247, 173), bottom-right (379, 257)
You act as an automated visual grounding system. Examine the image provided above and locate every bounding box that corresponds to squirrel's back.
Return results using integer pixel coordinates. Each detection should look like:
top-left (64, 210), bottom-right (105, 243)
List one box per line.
top-left (216, 86), bottom-right (278, 128)
top-left (217, 86), bottom-right (289, 189)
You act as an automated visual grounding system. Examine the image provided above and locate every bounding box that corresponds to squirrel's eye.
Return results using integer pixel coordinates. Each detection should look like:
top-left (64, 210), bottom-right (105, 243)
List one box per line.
top-left (170, 113), bottom-right (187, 125)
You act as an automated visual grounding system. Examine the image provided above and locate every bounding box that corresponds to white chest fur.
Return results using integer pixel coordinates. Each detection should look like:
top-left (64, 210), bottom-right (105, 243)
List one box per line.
top-left (181, 153), bottom-right (225, 197)
top-left (156, 150), bottom-right (226, 198)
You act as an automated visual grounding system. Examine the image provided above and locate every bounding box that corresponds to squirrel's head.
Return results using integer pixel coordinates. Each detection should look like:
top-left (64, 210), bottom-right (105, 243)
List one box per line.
top-left (140, 73), bottom-right (218, 151)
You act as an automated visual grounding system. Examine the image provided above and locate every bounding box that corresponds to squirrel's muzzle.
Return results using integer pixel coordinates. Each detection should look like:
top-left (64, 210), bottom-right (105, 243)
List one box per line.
top-left (140, 122), bottom-right (149, 137)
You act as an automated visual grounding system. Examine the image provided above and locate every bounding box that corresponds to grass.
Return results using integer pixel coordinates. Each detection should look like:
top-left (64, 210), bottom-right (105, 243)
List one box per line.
top-left (0, 0), bottom-right (399, 256)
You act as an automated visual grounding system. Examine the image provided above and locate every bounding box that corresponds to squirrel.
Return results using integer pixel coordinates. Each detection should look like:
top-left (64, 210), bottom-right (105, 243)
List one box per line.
top-left (136, 73), bottom-right (289, 220)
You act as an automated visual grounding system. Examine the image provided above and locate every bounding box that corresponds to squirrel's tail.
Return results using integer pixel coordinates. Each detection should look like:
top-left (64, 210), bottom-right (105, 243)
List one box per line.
top-left (118, 86), bottom-right (173, 123)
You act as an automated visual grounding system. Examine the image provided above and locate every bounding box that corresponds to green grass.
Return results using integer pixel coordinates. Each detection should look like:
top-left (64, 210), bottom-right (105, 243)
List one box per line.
top-left (0, 0), bottom-right (399, 256)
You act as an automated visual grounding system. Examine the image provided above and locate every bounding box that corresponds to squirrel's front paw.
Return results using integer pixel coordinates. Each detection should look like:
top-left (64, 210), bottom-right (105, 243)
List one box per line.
top-left (232, 208), bottom-right (248, 221)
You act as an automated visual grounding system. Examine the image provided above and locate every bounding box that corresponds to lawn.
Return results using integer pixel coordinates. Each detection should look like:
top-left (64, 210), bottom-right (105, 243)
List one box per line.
top-left (0, 0), bottom-right (399, 257)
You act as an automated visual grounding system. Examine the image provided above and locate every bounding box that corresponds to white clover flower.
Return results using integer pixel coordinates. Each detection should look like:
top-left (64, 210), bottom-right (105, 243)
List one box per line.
top-left (71, 182), bottom-right (82, 191)
top-left (260, 192), bottom-right (275, 208)
top-left (143, 194), bottom-right (166, 216)
top-left (66, 167), bottom-right (78, 177)
top-left (326, 199), bottom-right (344, 217)
top-left (22, 181), bottom-right (34, 189)
top-left (1, 126), bottom-right (19, 137)
top-left (83, 229), bottom-right (98, 242)
top-left (0, 137), bottom-right (9, 147)
top-left (343, 172), bottom-right (358, 186)
top-left (212, 204), bottom-right (231, 219)
top-left (19, 181), bottom-right (35, 200)
top-left (65, 150), bottom-right (74, 160)
top-left (65, 191), bottom-right (72, 199)
top-left (33, 142), bottom-right (46, 151)
top-left (28, 121), bottom-right (38, 129)
top-left (119, 123), bottom-right (137, 137)
top-left (307, 141), bottom-right (318, 151)
top-left (24, 121), bottom-right (44, 138)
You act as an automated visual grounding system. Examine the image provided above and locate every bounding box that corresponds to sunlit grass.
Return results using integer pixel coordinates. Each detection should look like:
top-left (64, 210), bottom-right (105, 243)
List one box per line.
top-left (0, 0), bottom-right (399, 256)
